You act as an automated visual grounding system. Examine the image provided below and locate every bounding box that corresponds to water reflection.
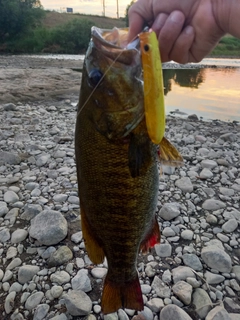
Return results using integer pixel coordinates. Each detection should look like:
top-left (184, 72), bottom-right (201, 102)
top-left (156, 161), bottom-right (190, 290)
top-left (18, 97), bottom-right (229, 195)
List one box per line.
top-left (163, 68), bottom-right (240, 121)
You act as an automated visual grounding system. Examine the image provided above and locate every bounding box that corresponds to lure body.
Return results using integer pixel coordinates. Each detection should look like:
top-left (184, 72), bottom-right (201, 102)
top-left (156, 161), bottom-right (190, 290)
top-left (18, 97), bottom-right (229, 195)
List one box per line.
top-left (139, 30), bottom-right (165, 144)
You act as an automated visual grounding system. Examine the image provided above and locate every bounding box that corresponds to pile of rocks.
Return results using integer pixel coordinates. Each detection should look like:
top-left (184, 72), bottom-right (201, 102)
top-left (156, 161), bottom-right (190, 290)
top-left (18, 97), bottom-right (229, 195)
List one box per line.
top-left (0, 100), bottom-right (240, 320)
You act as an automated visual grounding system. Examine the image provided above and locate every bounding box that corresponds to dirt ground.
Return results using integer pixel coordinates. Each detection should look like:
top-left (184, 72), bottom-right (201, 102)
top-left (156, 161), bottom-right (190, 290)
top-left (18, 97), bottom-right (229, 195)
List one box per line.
top-left (0, 55), bottom-right (83, 104)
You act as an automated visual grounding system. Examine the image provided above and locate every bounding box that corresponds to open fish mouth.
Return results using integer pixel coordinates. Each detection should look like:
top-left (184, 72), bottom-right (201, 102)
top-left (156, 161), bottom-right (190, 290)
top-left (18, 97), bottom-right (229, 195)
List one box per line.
top-left (90, 26), bottom-right (140, 65)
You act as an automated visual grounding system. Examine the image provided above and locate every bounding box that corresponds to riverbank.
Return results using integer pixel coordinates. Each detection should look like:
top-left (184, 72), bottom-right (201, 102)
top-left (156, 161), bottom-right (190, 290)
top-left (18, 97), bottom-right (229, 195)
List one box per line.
top-left (0, 55), bottom-right (240, 320)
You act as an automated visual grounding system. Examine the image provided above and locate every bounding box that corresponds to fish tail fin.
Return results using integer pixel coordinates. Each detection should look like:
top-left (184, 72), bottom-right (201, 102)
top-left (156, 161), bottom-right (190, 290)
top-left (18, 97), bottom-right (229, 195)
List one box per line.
top-left (140, 216), bottom-right (160, 253)
top-left (81, 205), bottom-right (105, 264)
top-left (101, 274), bottom-right (143, 314)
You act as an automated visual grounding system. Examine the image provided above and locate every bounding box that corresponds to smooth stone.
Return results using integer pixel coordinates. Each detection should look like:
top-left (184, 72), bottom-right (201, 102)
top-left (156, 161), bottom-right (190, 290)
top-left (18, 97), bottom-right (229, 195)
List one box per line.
top-left (71, 269), bottom-right (92, 292)
top-left (53, 194), bottom-right (68, 202)
top-left (201, 160), bottom-right (218, 169)
top-left (29, 210), bottom-right (68, 245)
top-left (48, 245), bottom-right (73, 267)
top-left (172, 266), bottom-right (195, 284)
top-left (33, 304), bottom-right (50, 320)
top-left (63, 290), bottom-right (92, 316)
top-left (162, 227), bottom-right (176, 237)
top-left (158, 203), bottom-right (180, 221)
top-left (50, 271), bottom-right (70, 285)
top-left (18, 265), bottom-right (40, 284)
top-left (0, 151), bottom-right (21, 165)
top-left (25, 292), bottom-right (44, 310)
top-left (91, 267), bottom-right (108, 279)
top-left (160, 304), bottom-right (192, 320)
top-left (11, 229), bottom-right (28, 243)
top-left (51, 285), bottom-right (63, 299)
top-left (181, 230), bottom-right (194, 240)
top-left (68, 196), bottom-right (79, 205)
top-left (175, 177), bottom-right (193, 193)
top-left (4, 190), bottom-right (19, 203)
top-left (6, 246), bottom-right (17, 260)
top-left (146, 298), bottom-right (164, 312)
top-left (202, 199), bottom-right (226, 211)
top-left (9, 282), bottom-right (22, 293)
top-left (182, 253), bottom-right (203, 271)
top-left (204, 271), bottom-right (225, 284)
top-left (151, 276), bottom-right (171, 298)
top-left (6, 257), bottom-right (22, 270)
top-left (0, 228), bottom-right (10, 242)
top-left (21, 204), bottom-right (42, 220)
top-left (232, 265), bottom-right (240, 281)
top-left (199, 168), bottom-right (213, 179)
top-left (205, 306), bottom-right (231, 320)
top-left (0, 201), bottom-right (8, 217)
top-left (192, 288), bottom-right (212, 319)
top-left (219, 187), bottom-right (235, 197)
top-left (2, 270), bottom-right (13, 282)
top-left (138, 306), bottom-right (153, 320)
top-left (71, 231), bottom-right (83, 243)
top-left (222, 219), bottom-right (238, 233)
top-left (4, 291), bottom-right (16, 314)
top-left (172, 281), bottom-right (192, 305)
top-left (201, 245), bottom-right (232, 273)
top-left (155, 243), bottom-right (172, 257)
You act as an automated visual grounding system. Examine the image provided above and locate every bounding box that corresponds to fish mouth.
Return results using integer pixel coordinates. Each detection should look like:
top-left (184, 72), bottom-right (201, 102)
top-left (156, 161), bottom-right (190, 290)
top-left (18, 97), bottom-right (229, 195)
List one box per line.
top-left (91, 26), bottom-right (140, 65)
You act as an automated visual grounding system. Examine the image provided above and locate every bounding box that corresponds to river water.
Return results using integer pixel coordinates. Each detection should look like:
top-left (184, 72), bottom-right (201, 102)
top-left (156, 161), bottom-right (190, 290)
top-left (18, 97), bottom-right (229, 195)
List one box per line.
top-left (19, 55), bottom-right (240, 121)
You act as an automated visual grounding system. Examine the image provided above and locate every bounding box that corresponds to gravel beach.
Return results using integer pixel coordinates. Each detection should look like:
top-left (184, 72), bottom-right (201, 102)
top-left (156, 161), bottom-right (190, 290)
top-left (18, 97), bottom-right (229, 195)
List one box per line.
top-left (0, 55), bottom-right (240, 320)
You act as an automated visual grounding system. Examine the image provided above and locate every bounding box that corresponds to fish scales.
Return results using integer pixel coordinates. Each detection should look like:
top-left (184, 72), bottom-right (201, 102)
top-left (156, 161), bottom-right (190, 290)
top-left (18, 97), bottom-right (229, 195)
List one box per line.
top-left (75, 27), bottom-right (161, 314)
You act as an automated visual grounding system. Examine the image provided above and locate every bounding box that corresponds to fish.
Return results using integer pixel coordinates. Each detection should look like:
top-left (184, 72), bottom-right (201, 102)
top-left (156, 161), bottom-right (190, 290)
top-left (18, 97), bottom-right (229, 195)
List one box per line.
top-left (75, 26), bottom-right (183, 314)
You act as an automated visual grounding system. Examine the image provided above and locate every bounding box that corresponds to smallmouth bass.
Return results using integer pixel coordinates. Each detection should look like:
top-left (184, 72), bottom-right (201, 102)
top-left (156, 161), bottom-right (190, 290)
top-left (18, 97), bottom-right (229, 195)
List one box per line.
top-left (75, 27), bottom-right (182, 314)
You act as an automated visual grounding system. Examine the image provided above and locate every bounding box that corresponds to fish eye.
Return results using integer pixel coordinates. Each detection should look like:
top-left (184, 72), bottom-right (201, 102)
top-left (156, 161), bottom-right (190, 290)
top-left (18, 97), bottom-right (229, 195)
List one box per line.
top-left (88, 69), bottom-right (103, 87)
top-left (144, 44), bottom-right (149, 52)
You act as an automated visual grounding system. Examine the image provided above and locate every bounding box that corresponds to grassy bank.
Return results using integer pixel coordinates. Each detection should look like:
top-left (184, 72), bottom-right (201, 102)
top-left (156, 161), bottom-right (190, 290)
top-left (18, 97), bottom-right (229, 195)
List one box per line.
top-left (0, 11), bottom-right (126, 54)
top-left (210, 35), bottom-right (240, 58)
top-left (1, 11), bottom-right (240, 57)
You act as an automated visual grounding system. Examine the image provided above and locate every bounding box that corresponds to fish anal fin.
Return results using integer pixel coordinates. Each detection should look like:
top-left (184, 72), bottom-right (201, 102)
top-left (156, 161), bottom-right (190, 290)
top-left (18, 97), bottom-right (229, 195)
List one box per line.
top-left (140, 216), bottom-right (160, 254)
top-left (159, 136), bottom-right (184, 167)
top-left (101, 274), bottom-right (143, 314)
top-left (81, 205), bottom-right (105, 264)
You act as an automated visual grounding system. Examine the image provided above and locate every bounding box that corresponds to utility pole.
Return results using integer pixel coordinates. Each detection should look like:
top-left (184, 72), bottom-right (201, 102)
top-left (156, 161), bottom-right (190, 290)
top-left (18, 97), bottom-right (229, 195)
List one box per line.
top-left (102, 0), bottom-right (105, 16)
top-left (116, 0), bottom-right (119, 18)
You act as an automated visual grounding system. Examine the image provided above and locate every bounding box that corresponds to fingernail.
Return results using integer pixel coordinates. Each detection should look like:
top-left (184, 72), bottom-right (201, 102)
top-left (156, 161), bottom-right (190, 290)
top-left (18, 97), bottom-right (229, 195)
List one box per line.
top-left (170, 11), bottom-right (184, 24)
top-left (152, 13), bottom-right (168, 33)
top-left (184, 25), bottom-right (194, 35)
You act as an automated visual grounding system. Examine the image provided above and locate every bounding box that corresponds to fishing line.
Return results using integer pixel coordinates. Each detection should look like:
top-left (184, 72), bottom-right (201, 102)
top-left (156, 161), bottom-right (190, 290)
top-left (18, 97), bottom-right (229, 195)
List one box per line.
top-left (77, 34), bottom-right (139, 118)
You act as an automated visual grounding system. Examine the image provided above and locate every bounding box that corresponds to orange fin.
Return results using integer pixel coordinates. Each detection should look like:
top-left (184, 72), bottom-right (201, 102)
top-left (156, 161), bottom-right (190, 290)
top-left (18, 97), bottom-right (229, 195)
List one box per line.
top-left (140, 216), bottom-right (160, 253)
top-left (81, 205), bottom-right (105, 264)
top-left (158, 136), bottom-right (184, 167)
top-left (101, 274), bottom-right (143, 314)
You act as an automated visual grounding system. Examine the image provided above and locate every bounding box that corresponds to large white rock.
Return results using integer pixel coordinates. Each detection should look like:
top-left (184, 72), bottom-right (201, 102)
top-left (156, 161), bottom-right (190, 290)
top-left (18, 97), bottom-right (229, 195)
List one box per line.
top-left (29, 210), bottom-right (68, 245)
top-left (201, 245), bottom-right (232, 273)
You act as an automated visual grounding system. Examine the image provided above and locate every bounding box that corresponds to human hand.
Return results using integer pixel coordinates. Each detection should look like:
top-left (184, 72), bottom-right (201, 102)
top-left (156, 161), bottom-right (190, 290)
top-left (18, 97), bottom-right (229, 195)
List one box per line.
top-left (128, 0), bottom-right (227, 63)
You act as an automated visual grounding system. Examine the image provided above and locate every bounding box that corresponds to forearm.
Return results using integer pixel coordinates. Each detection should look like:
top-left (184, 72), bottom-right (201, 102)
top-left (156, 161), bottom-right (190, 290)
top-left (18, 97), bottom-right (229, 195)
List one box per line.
top-left (212, 0), bottom-right (240, 38)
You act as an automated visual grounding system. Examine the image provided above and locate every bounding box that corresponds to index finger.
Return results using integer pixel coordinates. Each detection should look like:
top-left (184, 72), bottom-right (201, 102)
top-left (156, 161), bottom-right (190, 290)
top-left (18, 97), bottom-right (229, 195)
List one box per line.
top-left (128, 11), bottom-right (145, 43)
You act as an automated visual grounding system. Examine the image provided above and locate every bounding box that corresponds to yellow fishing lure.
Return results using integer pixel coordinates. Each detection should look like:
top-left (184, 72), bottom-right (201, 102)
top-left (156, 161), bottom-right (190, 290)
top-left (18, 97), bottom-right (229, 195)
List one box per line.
top-left (139, 30), bottom-right (165, 145)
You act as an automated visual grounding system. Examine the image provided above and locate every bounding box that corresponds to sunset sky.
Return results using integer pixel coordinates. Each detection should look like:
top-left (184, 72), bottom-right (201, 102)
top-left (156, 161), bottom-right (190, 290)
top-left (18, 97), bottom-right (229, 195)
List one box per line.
top-left (40, 0), bottom-right (132, 18)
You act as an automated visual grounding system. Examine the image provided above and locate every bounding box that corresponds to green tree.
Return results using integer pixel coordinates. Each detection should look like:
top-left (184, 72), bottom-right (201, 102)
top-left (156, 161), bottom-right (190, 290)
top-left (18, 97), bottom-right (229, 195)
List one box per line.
top-left (0, 0), bottom-right (45, 42)
top-left (125, 1), bottom-right (135, 27)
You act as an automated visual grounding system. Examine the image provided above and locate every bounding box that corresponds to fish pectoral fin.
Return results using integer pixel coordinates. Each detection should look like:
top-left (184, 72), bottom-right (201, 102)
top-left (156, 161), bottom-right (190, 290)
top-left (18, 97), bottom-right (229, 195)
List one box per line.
top-left (140, 216), bottom-right (160, 254)
top-left (101, 273), bottom-right (143, 314)
top-left (81, 205), bottom-right (105, 264)
top-left (128, 134), bottom-right (152, 178)
top-left (158, 136), bottom-right (184, 167)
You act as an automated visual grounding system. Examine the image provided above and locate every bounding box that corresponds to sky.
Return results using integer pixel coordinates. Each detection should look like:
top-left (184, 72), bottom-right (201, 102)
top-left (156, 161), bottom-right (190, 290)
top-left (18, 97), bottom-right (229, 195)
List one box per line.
top-left (40, 0), bottom-right (132, 18)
